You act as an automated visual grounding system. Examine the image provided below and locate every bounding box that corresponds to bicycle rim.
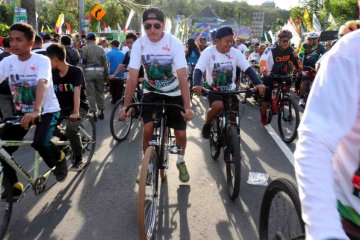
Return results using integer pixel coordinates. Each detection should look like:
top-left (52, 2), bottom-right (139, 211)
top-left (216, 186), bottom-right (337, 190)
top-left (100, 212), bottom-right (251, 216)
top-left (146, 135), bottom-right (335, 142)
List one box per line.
top-left (259, 178), bottom-right (305, 240)
top-left (224, 126), bottom-right (241, 200)
top-left (0, 170), bottom-right (13, 240)
top-left (80, 115), bottom-right (96, 165)
top-left (278, 98), bottom-right (299, 143)
top-left (138, 147), bottom-right (159, 240)
top-left (110, 99), bottom-right (133, 142)
top-left (210, 119), bottom-right (221, 160)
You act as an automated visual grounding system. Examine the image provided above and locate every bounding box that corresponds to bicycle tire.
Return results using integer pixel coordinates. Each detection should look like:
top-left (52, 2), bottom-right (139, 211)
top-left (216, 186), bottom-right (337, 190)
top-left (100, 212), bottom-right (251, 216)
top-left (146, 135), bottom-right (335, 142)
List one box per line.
top-left (80, 115), bottom-right (96, 165)
top-left (138, 147), bottom-right (159, 240)
top-left (259, 178), bottom-right (305, 240)
top-left (278, 97), bottom-right (300, 143)
top-left (210, 118), bottom-right (221, 160)
top-left (0, 170), bottom-right (13, 240)
top-left (224, 125), bottom-right (241, 200)
top-left (110, 99), bottom-right (133, 142)
top-left (160, 127), bottom-right (171, 180)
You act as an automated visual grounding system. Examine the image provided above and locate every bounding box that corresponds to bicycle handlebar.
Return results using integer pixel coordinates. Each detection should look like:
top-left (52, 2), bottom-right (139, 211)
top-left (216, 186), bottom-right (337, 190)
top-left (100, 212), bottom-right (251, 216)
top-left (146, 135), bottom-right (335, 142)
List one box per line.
top-left (125, 102), bottom-right (185, 113)
top-left (201, 88), bottom-right (250, 96)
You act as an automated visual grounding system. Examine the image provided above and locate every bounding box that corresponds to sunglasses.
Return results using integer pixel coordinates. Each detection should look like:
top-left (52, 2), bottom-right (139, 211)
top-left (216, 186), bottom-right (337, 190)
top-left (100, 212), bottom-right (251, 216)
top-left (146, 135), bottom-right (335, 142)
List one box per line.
top-left (281, 39), bottom-right (290, 43)
top-left (144, 23), bottom-right (161, 30)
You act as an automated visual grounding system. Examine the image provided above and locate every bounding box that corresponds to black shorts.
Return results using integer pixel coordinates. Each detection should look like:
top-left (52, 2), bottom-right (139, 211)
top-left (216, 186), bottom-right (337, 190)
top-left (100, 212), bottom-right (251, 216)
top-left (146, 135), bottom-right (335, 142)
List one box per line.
top-left (208, 94), bottom-right (239, 111)
top-left (141, 92), bottom-right (186, 131)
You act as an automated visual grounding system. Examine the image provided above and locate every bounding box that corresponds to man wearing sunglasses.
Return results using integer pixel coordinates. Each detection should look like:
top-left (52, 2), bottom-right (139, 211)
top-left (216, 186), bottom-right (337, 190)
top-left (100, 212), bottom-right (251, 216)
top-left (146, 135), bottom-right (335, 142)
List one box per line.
top-left (259, 30), bottom-right (302, 126)
top-left (120, 8), bottom-right (193, 183)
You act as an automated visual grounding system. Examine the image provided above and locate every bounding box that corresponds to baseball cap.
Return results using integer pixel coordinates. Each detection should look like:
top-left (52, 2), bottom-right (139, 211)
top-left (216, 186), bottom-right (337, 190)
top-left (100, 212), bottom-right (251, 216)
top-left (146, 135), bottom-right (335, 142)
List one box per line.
top-left (86, 32), bottom-right (96, 40)
top-left (215, 27), bottom-right (234, 39)
top-left (42, 33), bottom-right (51, 40)
top-left (142, 8), bottom-right (165, 23)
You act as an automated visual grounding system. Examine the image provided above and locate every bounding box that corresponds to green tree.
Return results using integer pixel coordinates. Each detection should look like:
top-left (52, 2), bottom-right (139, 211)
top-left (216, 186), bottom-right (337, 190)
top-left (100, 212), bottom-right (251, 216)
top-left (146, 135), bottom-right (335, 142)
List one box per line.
top-left (0, 2), bottom-right (14, 26)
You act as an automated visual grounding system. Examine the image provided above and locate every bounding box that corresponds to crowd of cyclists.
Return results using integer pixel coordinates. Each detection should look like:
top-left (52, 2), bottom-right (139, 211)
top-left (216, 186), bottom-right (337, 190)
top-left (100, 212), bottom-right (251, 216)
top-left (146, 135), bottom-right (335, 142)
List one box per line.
top-left (0, 6), bottom-right (360, 238)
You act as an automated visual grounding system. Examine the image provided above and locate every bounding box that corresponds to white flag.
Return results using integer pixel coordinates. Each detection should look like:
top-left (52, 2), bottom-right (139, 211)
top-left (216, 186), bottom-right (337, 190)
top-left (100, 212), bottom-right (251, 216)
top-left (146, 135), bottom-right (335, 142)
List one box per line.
top-left (312, 13), bottom-right (322, 32)
top-left (328, 13), bottom-right (336, 28)
top-left (125, 9), bottom-right (135, 31)
top-left (165, 17), bottom-right (172, 33)
top-left (268, 30), bottom-right (274, 44)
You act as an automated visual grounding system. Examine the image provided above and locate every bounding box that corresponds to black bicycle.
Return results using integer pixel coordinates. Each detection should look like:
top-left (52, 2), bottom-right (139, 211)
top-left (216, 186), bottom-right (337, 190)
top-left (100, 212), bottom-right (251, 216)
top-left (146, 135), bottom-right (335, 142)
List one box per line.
top-left (125, 102), bottom-right (184, 240)
top-left (203, 88), bottom-right (249, 200)
top-left (187, 63), bottom-right (195, 100)
top-left (258, 178), bottom-right (305, 240)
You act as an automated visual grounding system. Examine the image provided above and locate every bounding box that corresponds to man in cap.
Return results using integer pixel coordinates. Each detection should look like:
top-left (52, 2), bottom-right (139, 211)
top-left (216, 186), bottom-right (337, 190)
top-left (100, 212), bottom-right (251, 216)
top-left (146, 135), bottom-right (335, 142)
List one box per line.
top-left (80, 32), bottom-right (108, 121)
top-left (192, 26), bottom-right (265, 138)
top-left (42, 33), bottom-right (52, 49)
top-left (119, 7), bottom-right (193, 183)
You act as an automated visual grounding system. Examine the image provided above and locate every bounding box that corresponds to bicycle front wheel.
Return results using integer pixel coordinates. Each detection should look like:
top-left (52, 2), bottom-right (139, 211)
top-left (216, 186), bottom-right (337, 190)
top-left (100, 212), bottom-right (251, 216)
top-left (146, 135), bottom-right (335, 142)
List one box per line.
top-left (278, 97), bottom-right (300, 143)
top-left (259, 178), bottom-right (305, 240)
top-left (138, 147), bottom-right (159, 240)
top-left (0, 170), bottom-right (13, 239)
top-left (80, 115), bottom-right (96, 165)
top-left (224, 125), bottom-right (241, 200)
top-left (110, 99), bottom-right (133, 142)
top-left (210, 118), bottom-right (221, 160)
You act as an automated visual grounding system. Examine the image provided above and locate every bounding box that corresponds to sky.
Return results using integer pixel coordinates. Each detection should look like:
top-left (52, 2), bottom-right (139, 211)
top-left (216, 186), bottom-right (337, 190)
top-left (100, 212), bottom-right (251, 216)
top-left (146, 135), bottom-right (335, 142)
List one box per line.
top-left (217, 0), bottom-right (300, 10)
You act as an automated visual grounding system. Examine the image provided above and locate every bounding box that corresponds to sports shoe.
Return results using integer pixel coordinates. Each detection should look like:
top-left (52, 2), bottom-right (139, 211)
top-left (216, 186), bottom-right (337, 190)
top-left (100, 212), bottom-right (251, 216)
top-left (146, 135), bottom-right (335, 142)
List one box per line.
top-left (176, 162), bottom-right (189, 183)
top-left (1, 182), bottom-right (23, 201)
top-left (54, 151), bottom-right (68, 182)
top-left (201, 123), bottom-right (211, 139)
top-left (261, 112), bottom-right (267, 126)
top-left (70, 160), bottom-right (85, 172)
top-left (299, 99), bottom-right (305, 107)
top-left (98, 109), bottom-right (104, 120)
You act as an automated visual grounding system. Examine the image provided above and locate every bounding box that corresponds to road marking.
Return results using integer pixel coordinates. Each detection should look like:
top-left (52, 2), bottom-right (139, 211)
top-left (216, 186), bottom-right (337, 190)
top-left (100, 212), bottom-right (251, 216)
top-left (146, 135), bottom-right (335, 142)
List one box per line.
top-left (264, 125), bottom-right (295, 167)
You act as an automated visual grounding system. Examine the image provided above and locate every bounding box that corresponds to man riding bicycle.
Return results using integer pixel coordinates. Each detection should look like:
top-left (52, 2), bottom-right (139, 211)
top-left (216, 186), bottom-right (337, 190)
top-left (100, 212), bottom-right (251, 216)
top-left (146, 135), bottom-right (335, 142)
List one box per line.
top-left (192, 26), bottom-right (265, 138)
top-left (119, 8), bottom-right (193, 183)
top-left (297, 32), bottom-right (325, 107)
top-left (259, 30), bottom-right (302, 126)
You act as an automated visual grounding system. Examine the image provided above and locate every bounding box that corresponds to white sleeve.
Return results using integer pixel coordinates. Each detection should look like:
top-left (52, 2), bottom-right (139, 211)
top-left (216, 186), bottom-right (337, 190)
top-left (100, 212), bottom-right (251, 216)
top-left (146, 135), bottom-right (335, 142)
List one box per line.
top-left (128, 38), bottom-right (142, 70)
top-left (172, 37), bottom-right (187, 70)
top-left (36, 56), bottom-right (52, 83)
top-left (194, 47), bottom-right (211, 72)
top-left (260, 49), bottom-right (274, 74)
top-left (236, 50), bottom-right (251, 72)
top-left (0, 58), bottom-right (8, 83)
top-left (294, 52), bottom-right (359, 240)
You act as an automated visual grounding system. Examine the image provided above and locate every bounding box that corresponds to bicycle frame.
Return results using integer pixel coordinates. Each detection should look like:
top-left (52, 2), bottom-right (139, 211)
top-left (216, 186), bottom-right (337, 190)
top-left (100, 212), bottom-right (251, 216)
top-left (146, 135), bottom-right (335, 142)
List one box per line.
top-left (0, 139), bottom-right (69, 194)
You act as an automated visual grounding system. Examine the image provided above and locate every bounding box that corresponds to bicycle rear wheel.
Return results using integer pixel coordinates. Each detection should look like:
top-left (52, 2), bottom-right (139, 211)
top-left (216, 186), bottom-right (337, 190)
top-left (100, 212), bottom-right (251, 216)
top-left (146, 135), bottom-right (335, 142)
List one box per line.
top-left (210, 118), bottom-right (221, 160)
top-left (110, 99), bottom-right (133, 142)
top-left (224, 125), bottom-right (241, 200)
top-left (80, 115), bottom-right (96, 165)
top-left (259, 178), bottom-right (305, 240)
top-left (0, 169), bottom-right (13, 240)
top-left (278, 97), bottom-right (300, 143)
top-left (138, 147), bottom-right (159, 240)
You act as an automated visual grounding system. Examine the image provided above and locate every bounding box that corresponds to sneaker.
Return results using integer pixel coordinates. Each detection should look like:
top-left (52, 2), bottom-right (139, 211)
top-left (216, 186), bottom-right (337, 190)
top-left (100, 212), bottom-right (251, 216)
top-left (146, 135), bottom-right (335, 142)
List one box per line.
top-left (261, 112), bottom-right (267, 126)
top-left (1, 182), bottom-right (23, 201)
top-left (201, 123), bottom-right (211, 139)
top-left (54, 151), bottom-right (68, 182)
top-left (98, 109), bottom-right (104, 120)
top-left (70, 160), bottom-right (85, 172)
top-left (299, 99), bottom-right (305, 107)
top-left (176, 162), bottom-right (190, 183)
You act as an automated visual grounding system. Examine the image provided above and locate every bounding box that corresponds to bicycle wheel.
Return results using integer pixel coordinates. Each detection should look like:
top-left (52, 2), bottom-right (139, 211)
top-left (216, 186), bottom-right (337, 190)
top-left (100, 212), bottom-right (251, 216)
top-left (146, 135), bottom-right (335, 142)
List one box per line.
top-left (80, 115), bottom-right (96, 165)
top-left (138, 147), bottom-right (159, 240)
top-left (224, 125), bottom-right (241, 200)
top-left (278, 97), bottom-right (300, 143)
top-left (0, 169), bottom-right (13, 240)
top-left (110, 99), bottom-right (133, 142)
top-left (259, 178), bottom-right (305, 240)
top-left (210, 118), bottom-right (221, 160)
top-left (160, 127), bottom-right (171, 180)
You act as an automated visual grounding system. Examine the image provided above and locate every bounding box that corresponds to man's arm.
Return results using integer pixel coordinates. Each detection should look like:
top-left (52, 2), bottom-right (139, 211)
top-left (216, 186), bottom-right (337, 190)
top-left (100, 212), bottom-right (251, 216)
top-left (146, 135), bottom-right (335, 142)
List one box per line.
top-left (70, 86), bottom-right (81, 121)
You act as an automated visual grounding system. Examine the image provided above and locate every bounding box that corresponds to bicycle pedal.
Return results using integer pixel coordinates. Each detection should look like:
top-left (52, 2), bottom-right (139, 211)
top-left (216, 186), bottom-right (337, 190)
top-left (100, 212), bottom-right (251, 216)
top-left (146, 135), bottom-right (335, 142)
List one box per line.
top-left (169, 146), bottom-right (184, 155)
top-left (148, 140), bottom-right (160, 146)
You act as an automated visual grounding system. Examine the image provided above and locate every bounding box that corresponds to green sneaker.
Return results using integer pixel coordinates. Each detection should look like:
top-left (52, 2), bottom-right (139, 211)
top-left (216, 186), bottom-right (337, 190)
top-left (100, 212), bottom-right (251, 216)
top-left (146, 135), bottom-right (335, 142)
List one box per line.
top-left (176, 162), bottom-right (190, 183)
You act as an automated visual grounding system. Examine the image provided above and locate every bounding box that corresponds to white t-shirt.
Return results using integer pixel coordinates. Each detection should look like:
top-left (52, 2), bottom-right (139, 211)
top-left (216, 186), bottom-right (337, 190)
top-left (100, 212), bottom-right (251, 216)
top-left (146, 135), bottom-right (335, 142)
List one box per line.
top-left (248, 51), bottom-right (261, 64)
top-left (121, 46), bottom-right (129, 55)
top-left (42, 42), bottom-right (52, 50)
top-left (294, 30), bottom-right (360, 240)
top-left (236, 43), bottom-right (249, 55)
top-left (195, 46), bottom-right (250, 91)
top-left (128, 32), bottom-right (187, 96)
top-left (0, 54), bottom-right (60, 115)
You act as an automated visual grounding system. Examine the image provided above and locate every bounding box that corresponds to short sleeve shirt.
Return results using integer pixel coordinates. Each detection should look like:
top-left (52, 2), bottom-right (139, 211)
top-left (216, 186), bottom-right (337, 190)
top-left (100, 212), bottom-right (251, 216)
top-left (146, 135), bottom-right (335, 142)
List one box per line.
top-left (0, 54), bottom-right (60, 115)
top-left (195, 46), bottom-right (250, 91)
top-left (128, 32), bottom-right (187, 96)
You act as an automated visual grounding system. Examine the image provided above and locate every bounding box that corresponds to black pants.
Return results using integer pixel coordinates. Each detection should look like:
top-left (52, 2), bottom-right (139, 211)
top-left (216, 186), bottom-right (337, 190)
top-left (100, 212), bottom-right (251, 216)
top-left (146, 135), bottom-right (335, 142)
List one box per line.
top-left (0, 112), bottom-right (61, 184)
top-left (262, 75), bottom-right (291, 102)
top-left (109, 78), bottom-right (124, 104)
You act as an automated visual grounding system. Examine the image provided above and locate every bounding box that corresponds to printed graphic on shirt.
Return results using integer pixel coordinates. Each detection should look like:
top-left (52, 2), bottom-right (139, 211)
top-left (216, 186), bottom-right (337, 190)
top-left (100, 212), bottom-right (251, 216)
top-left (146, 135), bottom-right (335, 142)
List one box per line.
top-left (210, 62), bottom-right (233, 91)
top-left (53, 83), bottom-right (74, 93)
top-left (8, 63), bottom-right (37, 114)
top-left (142, 54), bottom-right (179, 94)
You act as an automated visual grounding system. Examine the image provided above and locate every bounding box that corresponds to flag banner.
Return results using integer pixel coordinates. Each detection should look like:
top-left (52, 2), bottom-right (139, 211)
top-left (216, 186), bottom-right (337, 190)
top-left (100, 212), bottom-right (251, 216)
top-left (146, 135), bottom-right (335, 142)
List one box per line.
top-left (312, 13), bottom-right (322, 32)
top-left (165, 17), bottom-right (172, 34)
top-left (124, 9), bottom-right (135, 32)
top-left (235, 26), bottom-right (251, 40)
top-left (65, 22), bottom-right (72, 33)
top-left (282, 21), bottom-right (301, 45)
top-left (54, 13), bottom-right (64, 34)
top-left (289, 17), bottom-right (300, 35)
top-left (194, 24), bottom-right (212, 42)
top-left (268, 30), bottom-right (275, 43)
top-left (264, 32), bottom-right (269, 42)
top-left (328, 13), bottom-right (336, 27)
top-left (303, 8), bottom-right (313, 32)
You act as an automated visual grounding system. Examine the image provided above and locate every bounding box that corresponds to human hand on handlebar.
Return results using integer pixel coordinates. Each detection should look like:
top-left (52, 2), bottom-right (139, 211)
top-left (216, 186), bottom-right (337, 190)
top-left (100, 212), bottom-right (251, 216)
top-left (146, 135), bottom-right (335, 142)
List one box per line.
top-left (119, 107), bottom-right (132, 121)
top-left (181, 109), bottom-right (194, 121)
top-left (256, 84), bottom-right (266, 96)
top-left (192, 86), bottom-right (203, 96)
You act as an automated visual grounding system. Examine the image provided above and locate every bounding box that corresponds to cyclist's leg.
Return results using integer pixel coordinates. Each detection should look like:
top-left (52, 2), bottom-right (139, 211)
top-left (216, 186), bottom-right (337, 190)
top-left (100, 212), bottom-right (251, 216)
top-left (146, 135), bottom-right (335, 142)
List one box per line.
top-left (141, 93), bottom-right (160, 153)
top-left (65, 108), bottom-right (88, 163)
top-left (261, 75), bottom-right (273, 125)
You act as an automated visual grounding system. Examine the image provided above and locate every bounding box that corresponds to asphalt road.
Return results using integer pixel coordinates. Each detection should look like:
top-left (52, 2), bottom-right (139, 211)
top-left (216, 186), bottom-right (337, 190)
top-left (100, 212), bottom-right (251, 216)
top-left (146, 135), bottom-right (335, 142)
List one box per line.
top-left (4, 93), bottom-right (300, 240)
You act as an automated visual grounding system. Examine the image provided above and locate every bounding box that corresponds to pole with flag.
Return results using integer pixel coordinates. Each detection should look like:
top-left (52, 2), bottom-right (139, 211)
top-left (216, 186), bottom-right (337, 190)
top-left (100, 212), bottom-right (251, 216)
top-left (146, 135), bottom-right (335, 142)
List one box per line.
top-left (54, 13), bottom-right (64, 34)
top-left (312, 13), bottom-right (322, 32)
top-left (124, 9), bottom-right (135, 32)
top-left (303, 8), bottom-right (313, 32)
